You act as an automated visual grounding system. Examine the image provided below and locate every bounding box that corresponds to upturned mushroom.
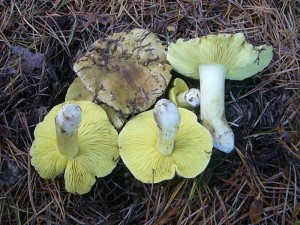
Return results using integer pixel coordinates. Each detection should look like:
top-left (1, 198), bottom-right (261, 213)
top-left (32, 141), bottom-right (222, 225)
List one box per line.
top-left (168, 78), bottom-right (200, 108)
top-left (70, 29), bottom-right (172, 122)
top-left (167, 33), bottom-right (273, 153)
top-left (30, 101), bottom-right (119, 194)
top-left (118, 99), bottom-right (213, 183)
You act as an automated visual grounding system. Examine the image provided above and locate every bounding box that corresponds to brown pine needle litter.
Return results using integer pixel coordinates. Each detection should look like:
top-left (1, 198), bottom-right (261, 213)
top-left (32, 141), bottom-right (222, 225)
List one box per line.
top-left (0, 0), bottom-right (299, 224)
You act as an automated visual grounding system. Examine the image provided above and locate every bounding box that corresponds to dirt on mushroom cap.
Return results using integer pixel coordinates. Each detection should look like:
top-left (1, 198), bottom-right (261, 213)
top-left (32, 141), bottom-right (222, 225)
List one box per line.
top-left (73, 29), bottom-right (172, 115)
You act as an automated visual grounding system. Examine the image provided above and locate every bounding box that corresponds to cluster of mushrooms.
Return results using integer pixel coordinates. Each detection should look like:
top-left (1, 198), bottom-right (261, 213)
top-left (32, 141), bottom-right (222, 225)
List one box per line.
top-left (30, 29), bottom-right (273, 194)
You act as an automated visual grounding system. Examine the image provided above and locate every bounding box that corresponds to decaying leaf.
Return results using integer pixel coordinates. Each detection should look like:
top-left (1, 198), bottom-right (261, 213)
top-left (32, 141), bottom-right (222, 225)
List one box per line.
top-left (249, 197), bottom-right (263, 224)
top-left (11, 45), bottom-right (44, 74)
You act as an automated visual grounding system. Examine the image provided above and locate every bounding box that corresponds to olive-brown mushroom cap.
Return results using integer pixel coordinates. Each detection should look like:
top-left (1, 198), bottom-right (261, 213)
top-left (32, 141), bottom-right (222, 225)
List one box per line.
top-left (118, 108), bottom-right (213, 183)
top-left (73, 29), bottom-right (172, 115)
top-left (30, 100), bottom-right (119, 194)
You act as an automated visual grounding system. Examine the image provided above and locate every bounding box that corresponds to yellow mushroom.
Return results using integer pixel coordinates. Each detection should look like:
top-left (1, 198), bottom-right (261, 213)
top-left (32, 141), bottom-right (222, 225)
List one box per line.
top-left (168, 77), bottom-right (200, 109)
top-left (118, 99), bottom-right (213, 183)
top-left (30, 101), bottom-right (119, 194)
top-left (167, 33), bottom-right (273, 153)
top-left (65, 76), bottom-right (95, 102)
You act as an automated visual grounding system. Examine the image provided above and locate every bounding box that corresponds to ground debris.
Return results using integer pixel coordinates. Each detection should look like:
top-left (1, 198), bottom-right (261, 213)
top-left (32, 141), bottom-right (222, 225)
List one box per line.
top-left (249, 197), bottom-right (263, 224)
top-left (10, 45), bottom-right (44, 74)
top-left (0, 156), bottom-right (26, 188)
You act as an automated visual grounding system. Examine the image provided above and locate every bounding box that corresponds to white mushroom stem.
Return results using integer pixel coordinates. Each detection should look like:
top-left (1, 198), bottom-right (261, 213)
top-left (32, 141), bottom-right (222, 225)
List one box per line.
top-left (55, 104), bottom-right (82, 159)
top-left (153, 99), bottom-right (181, 156)
top-left (198, 64), bottom-right (235, 153)
top-left (185, 88), bottom-right (200, 107)
top-left (176, 88), bottom-right (200, 108)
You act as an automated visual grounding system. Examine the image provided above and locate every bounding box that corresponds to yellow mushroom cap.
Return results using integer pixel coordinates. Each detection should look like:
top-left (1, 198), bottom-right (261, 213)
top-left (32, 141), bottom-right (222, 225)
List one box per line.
top-left (65, 76), bottom-right (94, 102)
top-left (73, 29), bottom-right (172, 115)
top-left (30, 100), bottom-right (119, 194)
top-left (167, 33), bottom-right (273, 80)
top-left (168, 78), bottom-right (189, 106)
top-left (118, 108), bottom-right (213, 183)
top-left (66, 77), bottom-right (126, 130)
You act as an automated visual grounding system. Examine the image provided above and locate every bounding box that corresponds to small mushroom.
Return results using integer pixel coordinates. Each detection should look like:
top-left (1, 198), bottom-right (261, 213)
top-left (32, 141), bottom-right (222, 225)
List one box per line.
top-left (30, 101), bottom-right (119, 194)
top-left (118, 99), bottom-right (213, 183)
top-left (73, 29), bottom-right (172, 116)
top-left (168, 78), bottom-right (200, 108)
top-left (167, 33), bottom-right (273, 153)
